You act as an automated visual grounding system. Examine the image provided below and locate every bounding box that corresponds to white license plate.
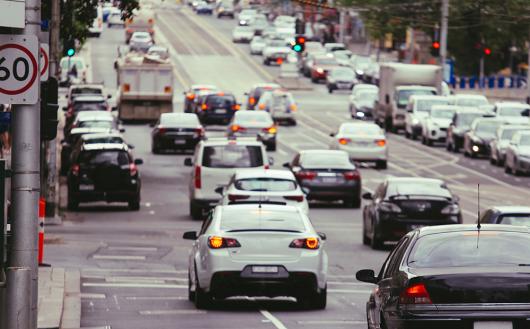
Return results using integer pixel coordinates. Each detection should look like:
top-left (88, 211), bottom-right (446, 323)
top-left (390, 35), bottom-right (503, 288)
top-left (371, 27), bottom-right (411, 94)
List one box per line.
top-left (322, 177), bottom-right (337, 183)
top-left (214, 109), bottom-right (226, 114)
top-left (252, 266), bottom-right (278, 273)
top-left (79, 184), bottom-right (94, 191)
top-left (337, 83), bottom-right (350, 88)
top-left (174, 139), bottom-right (186, 145)
top-left (474, 322), bottom-right (512, 329)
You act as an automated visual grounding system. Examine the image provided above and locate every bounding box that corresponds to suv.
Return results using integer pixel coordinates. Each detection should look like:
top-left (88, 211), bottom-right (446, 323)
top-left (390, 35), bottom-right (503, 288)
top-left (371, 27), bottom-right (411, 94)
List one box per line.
top-left (184, 137), bottom-right (271, 219)
top-left (245, 83), bottom-right (281, 110)
top-left (67, 143), bottom-right (143, 210)
top-left (197, 92), bottom-right (240, 125)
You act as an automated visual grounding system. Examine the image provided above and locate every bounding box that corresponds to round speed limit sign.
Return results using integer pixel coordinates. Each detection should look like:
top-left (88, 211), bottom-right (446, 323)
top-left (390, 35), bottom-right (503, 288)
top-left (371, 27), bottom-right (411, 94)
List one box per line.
top-left (0, 35), bottom-right (39, 104)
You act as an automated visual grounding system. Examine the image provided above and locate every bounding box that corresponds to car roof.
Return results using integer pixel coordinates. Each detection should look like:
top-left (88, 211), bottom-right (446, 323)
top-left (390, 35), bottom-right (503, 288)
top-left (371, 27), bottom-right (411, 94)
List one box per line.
top-left (206, 92), bottom-right (234, 97)
top-left (454, 106), bottom-right (484, 113)
top-left (70, 127), bottom-right (113, 135)
top-left (430, 105), bottom-right (459, 111)
top-left (417, 224), bottom-right (529, 237)
top-left (76, 111), bottom-right (112, 117)
top-left (82, 143), bottom-right (129, 152)
top-left (81, 132), bottom-right (122, 140)
top-left (218, 203), bottom-right (301, 214)
top-left (234, 169), bottom-right (295, 180)
top-left (454, 94), bottom-right (487, 99)
top-left (69, 84), bottom-right (104, 90)
top-left (498, 124), bottom-right (530, 131)
top-left (201, 137), bottom-right (263, 146)
top-left (73, 95), bottom-right (107, 102)
top-left (410, 95), bottom-right (448, 101)
top-left (495, 102), bottom-right (530, 108)
top-left (76, 115), bottom-right (113, 122)
top-left (515, 130), bottom-right (530, 136)
top-left (397, 85), bottom-right (437, 91)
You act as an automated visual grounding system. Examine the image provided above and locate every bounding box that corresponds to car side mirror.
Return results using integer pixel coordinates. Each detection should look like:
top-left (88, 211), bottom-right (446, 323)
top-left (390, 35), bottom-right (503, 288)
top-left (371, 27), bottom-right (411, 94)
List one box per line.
top-left (111, 106), bottom-right (118, 112)
top-left (119, 128), bottom-right (126, 133)
top-left (134, 159), bottom-right (143, 165)
top-left (214, 186), bottom-right (224, 195)
top-left (282, 162), bottom-right (290, 168)
top-left (182, 231), bottom-right (198, 240)
top-left (107, 94), bottom-right (112, 99)
top-left (127, 144), bottom-right (135, 149)
top-left (268, 156), bottom-right (274, 166)
top-left (362, 192), bottom-right (372, 200)
top-left (62, 106), bottom-right (68, 112)
top-left (317, 232), bottom-right (327, 241)
top-left (329, 132), bottom-right (335, 137)
top-left (356, 269), bottom-right (377, 284)
top-left (184, 158), bottom-right (193, 166)
top-left (407, 108), bottom-right (413, 113)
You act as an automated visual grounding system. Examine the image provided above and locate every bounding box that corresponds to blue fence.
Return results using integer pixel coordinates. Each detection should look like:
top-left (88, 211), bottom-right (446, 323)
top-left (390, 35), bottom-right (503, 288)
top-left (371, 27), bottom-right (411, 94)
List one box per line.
top-left (451, 76), bottom-right (527, 89)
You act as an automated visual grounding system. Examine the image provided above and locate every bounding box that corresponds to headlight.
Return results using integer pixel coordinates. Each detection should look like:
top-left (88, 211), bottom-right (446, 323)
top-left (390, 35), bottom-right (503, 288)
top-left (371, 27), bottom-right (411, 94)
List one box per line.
top-left (379, 202), bottom-right (402, 213)
top-left (240, 20), bottom-right (247, 25)
top-left (441, 204), bottom-right (460, 215)
top-left (356, 111), bottom-right (365, 118)
top-left (316, 68), bottom-right (324, 74)
top-left (472, 145), bottom-right (480, 152)
top-left (356, 69), bottom-right (364, 75)
top-left (412, 118), bottom-right (420, 125)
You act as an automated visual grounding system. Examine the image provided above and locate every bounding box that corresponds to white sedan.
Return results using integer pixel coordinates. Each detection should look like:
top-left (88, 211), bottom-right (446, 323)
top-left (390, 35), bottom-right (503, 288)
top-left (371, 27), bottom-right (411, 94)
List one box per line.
top-left (217, 169), bottom-right (309, 214)
top-left (232, 26), bottom-right (255, 43)
top-left (184, 204), bottom-right (328, 309)
top-left (421, 105), bottom-right (458, 146)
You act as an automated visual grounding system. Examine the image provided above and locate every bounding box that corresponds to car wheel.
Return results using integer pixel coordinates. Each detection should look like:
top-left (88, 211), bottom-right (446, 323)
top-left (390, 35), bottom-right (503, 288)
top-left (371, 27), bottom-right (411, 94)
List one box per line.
top-left (188, 272), bottom-right (195, 302)
top-left (405, 130), bottom-right (410, 139)
top-left (152, 142), bottom-right (160, 154)
top-left (328, 88), bottom-right (333, 94)
top-left (370, 226), bottom-right (383, 250)
top-left (190, 202), bottom-right (203, 220)
top-left (514, 160), bottom-right (523, 176)
top-left (446, 142), bottom-right (452, 151)
top-left (453, 144), bottom-right (460, 153)
top-left (128, 199), bottom-right (140, 211)
top-left (263, 59), bottom-right (269, 65)
top-left (505, 162), bottom-right (512, 174)
top-left (67, 193), bottom-right (78, 211)
top-left (362, 225), bottom-right (370, 245)
top-left (298, 286), bottom-right (326, 310)
top-left (376, 160), bottom-right (387, 170)
top-left (194, 271), bottom-right (212, 309)
top-left (490, 157), bottom-right (496, 165)
top-left (290, 119), bottom-right (297, 126)
top-left (426, 138), bottom-right (433, 146)
top-left (267, 143), bottom-right (276, 151)
top-left (311, 77), bottom-right (317, 83)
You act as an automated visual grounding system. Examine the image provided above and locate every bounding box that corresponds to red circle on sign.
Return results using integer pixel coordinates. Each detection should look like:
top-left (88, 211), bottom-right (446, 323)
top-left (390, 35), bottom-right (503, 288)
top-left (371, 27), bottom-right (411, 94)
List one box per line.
top-left (0, 43), bottom-right (39, 95)
top-left (40, 46), bottom-right (49, 77)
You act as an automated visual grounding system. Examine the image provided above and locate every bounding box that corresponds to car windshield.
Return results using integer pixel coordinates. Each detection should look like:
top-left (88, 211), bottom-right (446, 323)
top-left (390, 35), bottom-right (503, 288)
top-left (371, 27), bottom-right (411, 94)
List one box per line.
top-left (202, 145), bottom-right (263, 168)
top-left (85, 136), bottom-right (123, 144)
top-left (398, 90), bottom-right (436, 108)
top-left (520, 135), bottom-right (530, 146)
top-left (79, 150), bottom-right (129, 167)
top-left (357, 91), bottom-right (378, 105)
top-left (331, 69), bottom-right (355, 79)
top-left (268, 40), bottom-right (286, 47)
top-left (476, 121), bottom-right (501, 135)
top-left (498, 106), bottom-right (529, 117)
top-left (431, 109), bottom-right (455, 119)
top-left (386, 181), bottom-right (452, 199)
top-left (221, 209), bottom-right (305, 232)
top-left (272, 94), bottom-right (293, 107)
top-left (72, 88), bottom-right (102, 96)
top-left (78, 121), bottom-right (113, 129)
top-left (456, 98), bottom-right (488, 107)
top-left (236, 112), bottom-right (272, 125)
top-left (457, 112), bottom-right (482, 126)
top-left (416, 99), bottom-right (449, 112)
top-left (132, 33), bottom-right (150, 40)
top-left (206, 95), bottom-right (235, 107)
top-left (73, 102), bottom-right (106, 112)
top-left (498, 215), bottom-right (530, 227)
top-left (408, 231), bottom-right (530, 268)
top-left (301, 153), bottom-right (351, 167)
top-left (341, 124), bottom-right (380, 135)
top-left (235, 178), bottom-right (297, 191)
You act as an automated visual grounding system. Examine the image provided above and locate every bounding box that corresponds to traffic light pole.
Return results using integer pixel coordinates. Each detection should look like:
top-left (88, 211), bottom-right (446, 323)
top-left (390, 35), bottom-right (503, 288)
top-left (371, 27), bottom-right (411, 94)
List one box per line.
top-left (440, 0), bottom-right (449, 78)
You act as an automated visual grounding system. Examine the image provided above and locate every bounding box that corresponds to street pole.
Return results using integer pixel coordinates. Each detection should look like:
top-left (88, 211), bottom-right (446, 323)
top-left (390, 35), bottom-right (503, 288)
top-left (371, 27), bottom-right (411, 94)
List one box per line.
top-left (527, 28), bottom-right (530, 104)
top-left (407, 27), bottom-right (415, 63)
top-left (8, 0), bottom-right (41, 328)
top-left (338, 9), bottom-right (345, 44)
top-left (6, 267), bottom-right (30, 329)
top-left (440, 0), bottom-right (449, 79)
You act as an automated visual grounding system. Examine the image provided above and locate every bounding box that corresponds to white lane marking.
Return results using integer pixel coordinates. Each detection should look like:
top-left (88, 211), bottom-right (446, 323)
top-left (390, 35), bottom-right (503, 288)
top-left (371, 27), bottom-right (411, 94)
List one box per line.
top-left (105, 277), bottom-right (166, 284)
top-left (149, 210), bottom-right (156, 215)
top-left (328, 288), bottom-right (372, 294)
top-left (297, 320), bottom-right (367, 325)
top-left (327, 281), bottom-right (374, 286)
top-left (145, 202), bottom-right (152, 207)
top-left (80, 293), bottom-right (106, 299)
top-left (260, 310), bottom-right (288, 329)
top-left (125, 296), bottom-right (187, 301)
top-left (277, 147), bottom-right (288, 156)
top-left (92, 255), bottom-right (146, 260)
top-left (139, 309), bottom-right (206, 315)
top-left (83, 274), bottom-right (187, 282)
top-left (107, 246), bottom-right (158, 252)
top-left (82, 268), bottom-right (184, 274)
top-left (82, 282), bottom-right (187, 289)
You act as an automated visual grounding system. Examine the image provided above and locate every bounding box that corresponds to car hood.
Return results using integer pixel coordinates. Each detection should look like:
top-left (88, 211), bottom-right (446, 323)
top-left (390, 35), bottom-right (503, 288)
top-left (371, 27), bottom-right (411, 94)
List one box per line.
top-left (517, 146), bottom-right (530, 156)
top-left (429, 118), bottom-right (451, 128)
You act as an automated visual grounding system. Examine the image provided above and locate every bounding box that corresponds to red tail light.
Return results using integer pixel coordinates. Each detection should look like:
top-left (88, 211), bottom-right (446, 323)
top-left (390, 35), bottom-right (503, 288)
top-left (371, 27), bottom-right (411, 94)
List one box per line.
top-left (194, 166), bottom-right (201, 189)
top-left (231, 125), bottom-right (246, 132)
top-left (289, 237), bottom-right (319, 249)
top-left (263, 126), bottom-right (277, 134)
top-left (186, 93), bottom-right (195, 100)
top-left (284, 195), bottom-right (304, 202)
top-left (157, 127), bottom-right (166, 134)
top-left (195, 127), bottom-right (205, 137)
top-left (208, 236), bottom-right (241, 249)
top-left (249, 97), bottom-right (256, 105)
top-left (201, 104), bottom-right (208, 111)
top-left (264, 164), bottom-right (270, 169)
top-left (399, 283), bottom-right (432, 305)
top-left (375, 139), bottom-right (386, 147)
top-left (339, 138), bottom-right (351, 145)
top-left (71, 164), bottom-right (80, 176)
top-left (296, 171), bottom-right (317, 180)
top-left (228, 194), bottom-right (250, 202)
top-left (232, 104), bottom-right (241, 110)
top-left (129, 163), bottom-right (138, 176)
top-left (343, 171), bottom-right (360, 180)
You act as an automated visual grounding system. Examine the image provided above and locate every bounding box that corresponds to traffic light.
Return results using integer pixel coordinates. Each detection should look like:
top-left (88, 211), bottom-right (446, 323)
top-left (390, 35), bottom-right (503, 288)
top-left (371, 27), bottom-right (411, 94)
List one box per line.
top-left (40, 77), bottom-right (59, 141)
top-left (431, 41), bottom-right (440, 57)
top-left (292, 35), bottom-right (306, 53)
top-left (484, 47), bottom-right (491, 56)
top-left (64, 39), bottom-right (75, 57)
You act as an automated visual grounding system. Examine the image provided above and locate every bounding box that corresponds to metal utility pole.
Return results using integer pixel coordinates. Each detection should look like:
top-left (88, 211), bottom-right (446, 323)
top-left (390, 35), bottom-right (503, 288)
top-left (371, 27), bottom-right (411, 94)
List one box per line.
top-left (8, 1), bottom-right (41, 329)
top-left (440, 0), bottom-right (449, 79)
top-left (338, 9), bottom-right (345, 44)
top-left (527, 28), bottom-right (530, 104)
top-left (407, 27), bottom-right (416, 63)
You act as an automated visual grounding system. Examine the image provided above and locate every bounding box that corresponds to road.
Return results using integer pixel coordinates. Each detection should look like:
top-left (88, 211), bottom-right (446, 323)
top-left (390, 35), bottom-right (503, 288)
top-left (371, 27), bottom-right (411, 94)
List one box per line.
top-left (45, 4), bottom-right (530, 329)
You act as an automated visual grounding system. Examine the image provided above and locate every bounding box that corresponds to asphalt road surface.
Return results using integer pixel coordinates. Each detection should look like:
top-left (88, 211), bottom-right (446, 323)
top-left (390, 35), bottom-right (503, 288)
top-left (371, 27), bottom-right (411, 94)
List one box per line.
top-left (45, 4), bottom-right (530, 329)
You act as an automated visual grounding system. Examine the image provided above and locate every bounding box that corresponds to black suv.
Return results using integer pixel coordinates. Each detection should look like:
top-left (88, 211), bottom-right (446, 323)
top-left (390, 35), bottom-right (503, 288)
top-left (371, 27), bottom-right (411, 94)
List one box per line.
top-left (197, 92), bottom-right (240, 125)
top-left (67, 143), bottom-right (143, 210)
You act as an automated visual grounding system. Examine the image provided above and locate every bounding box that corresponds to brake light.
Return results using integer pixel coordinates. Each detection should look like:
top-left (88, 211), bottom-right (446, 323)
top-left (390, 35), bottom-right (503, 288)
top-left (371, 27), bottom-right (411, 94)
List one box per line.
top-left (284, 195), bottom-right (304, 202)
top-left (164, 86), bottom-right (172, 93)
top-left (289, 104), bottom-right (297, 112)
top-left (148, 28), bottom-right (155, 34)
top-left (123, 84), bottom-right (130, 92)
top-left (217, 92), bottom-right (225, 96)
top-left (228, 194), bottom-right (250, 201)
top-left (71, 164), bottom-right (80, 176)
top-left (129, 163), bottom-right (138, 176)
top-left (296, 171), bottom-right (317, 180)
top-left (208, 236), bottom-right (241, 249)
top-left (375, 139), bottom-right (386, 147)
top-left (339, 138), bottom-right (350, 145)
top-left (232, 104), bottom-right (241, 110)
top-left (157, 127), bottom-right (166, 134)
top-left (290, 237), bottom-right (319, 249)
top-left (276, 58), bottom-right (283, 65)
top-left (249, 97), bottom-right (256, 105)
top-left (148, 18), bottom-right (155, 25)
top-left (399, 283), bottom-right (432, 304)
top-left (201, 104), bottom-right (208, 111)
top-left (194, 166), bottom-right (201, 188)
top-left (343, 171), bottom-right (360, 180)
top-left (263, 126), bottom-right (277, 134)
top-left (258, 103), bottom-right (266, 110)
top-left (186, 93), bottom-right (195, 100)
top-left (231, 125), bottom-right (246, 132)
top-left (195, 127), bottom-right (205, 137)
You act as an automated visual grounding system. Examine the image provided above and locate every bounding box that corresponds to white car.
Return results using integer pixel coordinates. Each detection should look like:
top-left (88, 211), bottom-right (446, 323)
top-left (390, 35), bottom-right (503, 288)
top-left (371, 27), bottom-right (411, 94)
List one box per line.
top-left (218, 169), bottom-right (309, 214)
top-left (107, 8), bottom-right (124, 27)
top-left (256, 90), bottom-right (297, 125)
top-left (504, 131), bottom-right (530, 175)
top-left (273, 15), bottom-right (296, 28)
top-left (232, 25), bottom-right (255, 43)
top-left (451, 94), bottom-right (489, 107)
top-left (348, 87), bottom-right (378, 120)
top-left (88, 5), bottom-right (103, 37)
top-left (329, 122), bottom-right (388, 169)
top-left (421, 105), bottom-right (458, 146)
top-left (183, 204), bottom-right (327, 309)
top-left (249, 36), bottom-right (266, 55)
top-left (490, 125), bottom-right (530, 166)
top-left (492, 102), bottom-right (530, 124)
top-left (262, 39), bottom-right (291, 65)
top-left (238, 9), bottom-right (258, 25)
top-left (324, 42), bottom-right (346, 52)
top-left (404, 95), bottom-right (450, 140)
top-left (184, 137), bottom-right (271, 219)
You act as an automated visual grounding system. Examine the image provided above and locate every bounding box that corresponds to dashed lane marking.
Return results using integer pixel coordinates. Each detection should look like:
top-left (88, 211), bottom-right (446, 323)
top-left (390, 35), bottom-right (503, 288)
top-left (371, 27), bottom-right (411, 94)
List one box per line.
top-left (80, 293), bottom-right (106, 299)
top-left (106, 246), bottom-right (158, 252)
top-left (82, 268), bottom-right (184, 274)
top-left (92, 255), bottom-right (146, 261)
top-left (126, 296), bottom-right (187, 301)
top-left (260, 310), bottom-right (289, 329)
top-left (139, 310), bottom-right (206, 315)
top-left (82, 282), bottom-right (187, 289)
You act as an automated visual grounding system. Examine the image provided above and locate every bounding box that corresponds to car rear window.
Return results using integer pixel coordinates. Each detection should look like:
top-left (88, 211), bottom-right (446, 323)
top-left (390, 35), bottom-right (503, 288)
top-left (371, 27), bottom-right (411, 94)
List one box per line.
top-left (78, 121), bottom-right (113, 129)
top-left (340, 124), bottom-right (380, 135)
top-left (221, 209), bottom-right (305, 232)
top-left (84, 137), bottom-right (123, 144)
top-left (206, 95), bottom-right (235, 107)
top-left (408, 231), bottom-right (530, 268)
top-left (79, 150), bottom-right (130, 166)
top-left (498, 107), bottom-right (529, 117)
top-left (72, 88), bottom-right (102, 96)
top-left (300, 152), bottom-right (351, 167)
top-left (499, 215), bottom-right (530, 227)
top-left (457, 112), bottom-right (482, 126)
top-left (456, 98), bottom-right (488, 107)
top-left (235, 178), bottom-right (297, 191)
top-left (386, 181), bottom-right (452, 199)
top-left (235, 112), bottom-right (273, 125)
top-left (73, 102), bottom-right (107, 112)
top-left (202, 145), bottom-right (263, 168)
top-left (416, 99), bottom-right (449, 112)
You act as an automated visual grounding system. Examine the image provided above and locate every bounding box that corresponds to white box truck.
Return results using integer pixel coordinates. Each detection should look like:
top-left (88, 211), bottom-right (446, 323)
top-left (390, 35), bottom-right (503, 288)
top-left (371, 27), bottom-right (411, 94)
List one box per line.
top-left (374, 63), bottom-right (442, 132)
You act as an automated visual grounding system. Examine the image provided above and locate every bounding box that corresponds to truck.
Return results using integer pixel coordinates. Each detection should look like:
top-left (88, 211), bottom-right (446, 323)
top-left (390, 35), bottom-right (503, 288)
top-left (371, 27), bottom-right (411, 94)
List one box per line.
top-left (374, 63), bottom-right (443, 132)
top-left (115, 50), bottom-right (174, 122)
top-left (124, 11), bottom-right (155, 44)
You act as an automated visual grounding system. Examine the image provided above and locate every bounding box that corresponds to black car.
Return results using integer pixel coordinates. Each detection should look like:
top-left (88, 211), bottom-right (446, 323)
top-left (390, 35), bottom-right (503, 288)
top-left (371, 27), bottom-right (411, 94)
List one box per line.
top-left (183, 84), bottom-right (217, 113)
top-left (67, 143), bottom-right (143, 210)
top-left (197, 92), bottom-right (240, 125)
top-left (64, 95), bottom-right (109, 134)
top-left (151, 113), bottom-right (204, 153)
top-left (362, 177), bottom-right (462, 249)
top-left (446, 108), bottom-right (488, 152)
top-left (356, 224), bottom-right (530, 329)
top-left (480, 205), bottom-right (530, 226)
top-left (245, 83), bottom-right (281, 110)
top-left (284, 150), bottom-right (362, 208)
top-left (463, 117), bottom-right (505, 158)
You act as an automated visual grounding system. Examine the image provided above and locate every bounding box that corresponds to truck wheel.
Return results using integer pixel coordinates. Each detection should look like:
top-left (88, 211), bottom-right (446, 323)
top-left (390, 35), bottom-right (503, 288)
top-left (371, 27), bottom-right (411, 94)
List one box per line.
top-left (190, 202), bottom-right (203, 220)
top-left (67, 193), bottom-right (78, 211)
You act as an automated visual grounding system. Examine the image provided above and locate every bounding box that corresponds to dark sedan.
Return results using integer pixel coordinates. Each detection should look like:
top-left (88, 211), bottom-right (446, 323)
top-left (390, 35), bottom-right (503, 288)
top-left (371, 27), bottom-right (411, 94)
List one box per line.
top-left (480, 206), bottom-right (530, 227)
top-left (183, 84), bottom-right (217, 113)
top-left (463, 117), bottom-right (505, 158)
top-left (197, 92), bottom-right (240, 125)
top-left (151, 113), bottom-right (204, 153)
top-left (446, 108), bottom-right (488, 152)
top-left (284, 150), bottom-right (362, 208)
top-left (362, 177), bottom-right (462, 249)
top-left (356, 224), bottom-right (530, 329)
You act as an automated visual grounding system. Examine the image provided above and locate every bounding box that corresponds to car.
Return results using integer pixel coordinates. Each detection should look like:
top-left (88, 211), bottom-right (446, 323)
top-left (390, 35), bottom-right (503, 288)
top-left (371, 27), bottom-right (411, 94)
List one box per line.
top-left (65, 83), bottom-right (109, 108)
top-left (323, 42), bottom-right (346, 52)
top-left (232, 25), bottom-right (255, 43)
top-left (326, 67), bottom-right (357, 93)
top-left (349, 55), bottom-right (373, 80)
top-left (310, 56), bottom-right (340, 82)
top-left (88, 5), bottom-right (103, 37)
top-left (504, 130), bottom-right (530, 175)
top-left (196, 92), bottom-right (241, 125)
top-left (357, 224), bottom-right (530, 328)
top-left (247, 15), bottom-right (268, 35)
top-left (363, 61), bottom-right (380, 84)
top-left (218, 169), bottom-right (309, 214)
top-left (227, 111), bottom-right (277, 151)
top-left (146, 46), bottom-right (170, 60)
top-left (348, 87), bottom-right (378, 120)
top-left (332, 49), bottom-right (353, 66)
top-left (107, 8), bottom-right (124, 27)
top-left (463, 117), bottom-right (506, 158)
top-left (59, 56), bottom-right (88, 85)
top-left (195, 1), bottom-right (214, 14)
top-left (255, 90), bottom-right (297, 125)
top-left (329, 122), bottom-right (387, 169)
top-left (300, 51), bottom-right (326, 77)
top-left (283, 150), bottom-right (362, 208)
top-left (67, 143), bottom-right (143, 210)
top-left (129, 31), bottom-right (153, 52)
top-left (184, 137), bottom-right (271, 219)
top-left (249, 36), bottom-right (267, 55)
top-left (446, 107), bottom-right (488, 152)
top-left (183, 204), bottom-right (327, 309)
top-left (492, 102), bottom-right (530, 124)
top-left (70, 111), bottom-right (123, 135)
top-left (183, 85), bottom-right (218, 113)
top-left (215, 2), bottom-right (234, 18)
top-left (420, 105), bottom-right (458, 146)
top-left (451, 93), bottom-right (489, 107)
top-left (362, 177), bottom-right (462, 249)
top-left (273, 15), bottom-right (296, 28)
top-left (262, 39), bottom-right (291, 65)
top-left (238, 9), bottom-right (258, 25)
top-left (480, 206), bottom-right (530, 226)
top-left (245, 83), bottom-right (281, 110)
top-left (151, 113), bottom-right (204, 154)
top-left (64, 95), bottom-right (110, 135)
top-left (404, 95), bottom-right (450, 140)
top-left (490, 125), bottom-right (530, 166)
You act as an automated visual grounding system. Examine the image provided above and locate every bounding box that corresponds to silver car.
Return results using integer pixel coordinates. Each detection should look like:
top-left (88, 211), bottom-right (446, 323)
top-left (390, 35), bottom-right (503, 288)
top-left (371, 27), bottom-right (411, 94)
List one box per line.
top-left (490, 125), bottom-right (530, 166)
top-left (129, 32), bottom-right (153, 52)
top-left (227, 111), bottom-right (277, 151)
top-left (505, 131), bottom-right (530, 175)
top-left (256, 90), bottom-right (297, 125)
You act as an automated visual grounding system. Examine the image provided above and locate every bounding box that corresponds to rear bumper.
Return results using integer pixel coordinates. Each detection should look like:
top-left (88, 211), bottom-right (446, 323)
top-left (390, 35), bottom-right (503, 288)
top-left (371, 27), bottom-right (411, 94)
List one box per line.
top-left (197, 111), bottom-right (235, 124)
top-left (302, 182), bottom-right (361, 200)
top-left (154, 135), bottom-right (200, 150)
top-left (71, 189), bottom-right (139, 203)
top-left (337, 145), bottom-right (387, 162)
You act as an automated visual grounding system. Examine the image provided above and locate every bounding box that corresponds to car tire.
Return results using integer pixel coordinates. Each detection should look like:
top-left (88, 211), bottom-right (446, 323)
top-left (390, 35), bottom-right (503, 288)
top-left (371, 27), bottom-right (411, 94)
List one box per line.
top-left (188, 272), bottom-right (195, 302)
top-left (370, 227), bottom-right (383, 250)
top-left (446, 142), bottom-right (452, 151)
top-left (505, 162), bottom-right (512, 174)
top-left (514, 160), bottom-right (523, 176)
top-left (263, 59), bottom-right (269, 65)
top-left (67, 193), bottom-right (78, 211)
top-left (299, 286), bottom-right (326, 310)
top-left (490, 157), bottom-right (496, 165)
top-left (362, 225), bottom-right (370, 245)
top-left (453, 144), bottom-right (460, 153)
top-left (190, 202), bottom-right (203, 220)
top-left (289, 119), bottom-right (297, 126)
top-left (129, 198), bottom-right (140, 211)
top-left (344, 197), bottom-right (361, 209)
top-left (267, 143), bottom-right (276, 151)
top-left (426, 138), bottom-right (433, 146)
top-left (328, 88), bottom-right (333, 94)
top-left (152, 142), bottom-right (160, 154)
top-left (194, 272), bottom-right (212, 309)
top-left (376, 160), bottom-right (387, 170)
top-left (405, 130), bottom-right (410, 139)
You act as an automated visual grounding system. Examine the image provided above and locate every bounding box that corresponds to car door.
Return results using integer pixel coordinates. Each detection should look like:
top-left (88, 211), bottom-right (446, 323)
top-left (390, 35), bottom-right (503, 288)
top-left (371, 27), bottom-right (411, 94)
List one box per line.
top-left (366, 182), bottom-right (386, 236)
top-left (193, 212), bottom-right (215, 283)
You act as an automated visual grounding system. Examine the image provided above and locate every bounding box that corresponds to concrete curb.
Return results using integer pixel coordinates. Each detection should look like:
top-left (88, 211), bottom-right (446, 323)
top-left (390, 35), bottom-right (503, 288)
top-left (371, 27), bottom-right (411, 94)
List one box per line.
top-left (60, 269), bottom-right (81, 329)
top-left (37, 267), bottom-right (65, 329)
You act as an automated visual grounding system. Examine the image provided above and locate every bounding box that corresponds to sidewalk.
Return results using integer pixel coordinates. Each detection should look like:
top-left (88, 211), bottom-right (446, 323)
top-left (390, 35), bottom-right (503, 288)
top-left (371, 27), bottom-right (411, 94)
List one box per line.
top-left (38, 267), bottom-right (80, 329)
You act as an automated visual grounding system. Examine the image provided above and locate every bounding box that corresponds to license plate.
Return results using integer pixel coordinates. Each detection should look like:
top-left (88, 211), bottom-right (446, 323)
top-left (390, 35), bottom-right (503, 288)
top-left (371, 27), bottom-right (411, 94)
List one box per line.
top-left (214, 109), bottom-right (226, 114)
top-left (474, 322), bottom-right (512, 329)
top-left (337, 83), bottom-right (349, 88)
top-left (174, 140), bottom-right (186, 145)
top-left (79, 184), bottom-right (94, 191)
top-left (252, 266), bottom-right (278, 273)
top-left (322, 177), bottom-right (337, 183)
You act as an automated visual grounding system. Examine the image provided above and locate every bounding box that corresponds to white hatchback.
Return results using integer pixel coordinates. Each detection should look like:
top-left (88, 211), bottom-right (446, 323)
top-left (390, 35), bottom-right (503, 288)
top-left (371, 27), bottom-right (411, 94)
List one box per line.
top-left (183, 204), bottom-right (328, 309)
top-left (218, 169), bottom-right (309, 214)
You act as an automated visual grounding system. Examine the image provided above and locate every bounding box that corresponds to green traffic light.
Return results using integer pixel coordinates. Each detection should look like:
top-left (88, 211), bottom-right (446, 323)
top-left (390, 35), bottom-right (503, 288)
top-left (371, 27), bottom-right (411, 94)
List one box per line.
top-left (67, 48), bottom-right (75, 57)
top-left (293, 44), bottom-right (302, 52)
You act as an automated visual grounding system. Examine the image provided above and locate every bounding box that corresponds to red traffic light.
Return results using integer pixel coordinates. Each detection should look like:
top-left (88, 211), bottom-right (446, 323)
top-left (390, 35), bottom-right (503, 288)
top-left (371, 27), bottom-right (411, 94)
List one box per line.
top-left (296, 36), bottom-right (306, 44)
top-left (484, 48), bottom-right (491, 55)
top-left (432, 41), bottom-right (440, 49)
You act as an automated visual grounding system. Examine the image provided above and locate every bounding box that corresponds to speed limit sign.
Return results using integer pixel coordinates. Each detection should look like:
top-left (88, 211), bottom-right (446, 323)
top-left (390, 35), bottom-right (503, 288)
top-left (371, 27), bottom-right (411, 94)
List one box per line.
top-left (0, 34), bottom-right (39, 104)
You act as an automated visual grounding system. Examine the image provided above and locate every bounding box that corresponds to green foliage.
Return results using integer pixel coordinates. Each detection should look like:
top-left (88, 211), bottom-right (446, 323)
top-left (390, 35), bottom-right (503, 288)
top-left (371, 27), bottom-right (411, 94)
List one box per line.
top-left (119, 0), bottom-right (140, 19)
